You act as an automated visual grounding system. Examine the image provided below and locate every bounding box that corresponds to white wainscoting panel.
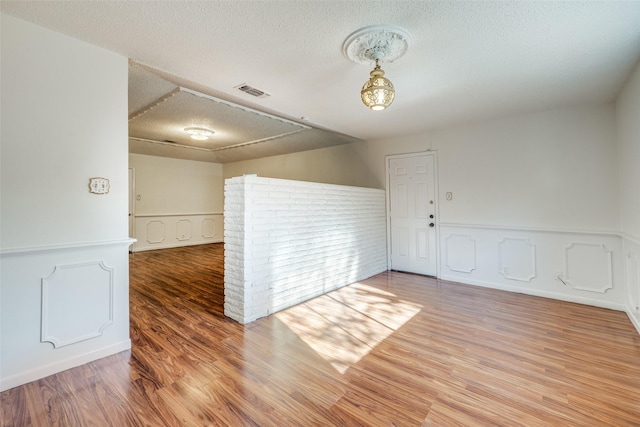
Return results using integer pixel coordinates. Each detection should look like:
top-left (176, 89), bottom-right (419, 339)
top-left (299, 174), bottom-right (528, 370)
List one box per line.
top-left (445, 234), bottom-right (476, 273)
top-left (563, 243), bottom-right (613, 293)
top-left (41, 261), bottom-right (114, 348)
top-left (176, 219), bottom-right (193, 241)
top-left (0, 239), bottom-right (133, 391)
top-left (499, 238), bottom-right (536, 282)
top-left (202, 218), bottom-right (216, 239)
top-left (146, 220), bottom-right (165, 244)
top-left (134, 213), bottom-right (223, 252)
top-left (439, 224), bottom-right (625, 311)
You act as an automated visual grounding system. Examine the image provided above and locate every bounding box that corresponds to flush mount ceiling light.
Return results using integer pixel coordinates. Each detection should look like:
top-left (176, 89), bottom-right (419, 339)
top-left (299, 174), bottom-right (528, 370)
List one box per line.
top-left (184, 126), bottom-right (214, 140)
top-left (343, 25), bottom-right (412, 111)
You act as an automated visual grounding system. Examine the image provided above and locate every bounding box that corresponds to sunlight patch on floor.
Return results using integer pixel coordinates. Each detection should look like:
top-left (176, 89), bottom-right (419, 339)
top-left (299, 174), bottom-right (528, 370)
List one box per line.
top-left (275, 283), bottom-right (422, 373)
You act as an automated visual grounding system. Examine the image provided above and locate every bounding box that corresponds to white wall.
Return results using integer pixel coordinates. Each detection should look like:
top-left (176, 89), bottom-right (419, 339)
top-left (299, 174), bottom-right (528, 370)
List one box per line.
top-left (221, 104), bottom-right (631, 318)
top-left (361, 104), bottom-right (628, 314)
top-left (224, 176), bottom-right (387, 324)
top-left (616, 59), bottom-right (640, 332)
top-left (1, 14), bottom-right (131, 390)
top-left (2, 16), bottom-right (129, 249)
top-left (223, 142), bottom-right (378, 188)
top-left (129, 154), bottom-right (224, 251)
top-left (436, 105), bottom-right (619, 231)
top-left (617, 62), bottom-right (640, 239)
top-left (364, 105), bottom-right (620, 231)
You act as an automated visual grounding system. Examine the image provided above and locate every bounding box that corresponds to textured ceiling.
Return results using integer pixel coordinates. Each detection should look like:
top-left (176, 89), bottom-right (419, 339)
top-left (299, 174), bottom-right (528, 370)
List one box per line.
top-left (3, 1), bottom-right (640, 162)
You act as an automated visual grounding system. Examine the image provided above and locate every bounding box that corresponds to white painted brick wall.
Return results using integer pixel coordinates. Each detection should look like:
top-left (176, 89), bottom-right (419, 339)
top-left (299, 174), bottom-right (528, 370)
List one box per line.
top-left (224, 175), bottom-right (388, 324)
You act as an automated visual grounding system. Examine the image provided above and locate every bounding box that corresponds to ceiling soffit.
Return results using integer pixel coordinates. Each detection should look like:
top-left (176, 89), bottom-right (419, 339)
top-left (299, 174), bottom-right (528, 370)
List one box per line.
top-left (128, 63), bottom-right (359, 163)
top-left (129, 87), bottom-right (310, 150)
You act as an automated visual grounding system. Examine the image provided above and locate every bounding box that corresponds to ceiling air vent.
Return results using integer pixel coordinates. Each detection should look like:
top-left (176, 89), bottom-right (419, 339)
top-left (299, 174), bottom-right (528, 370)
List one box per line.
top-left (235, 84), bottom-right (270, 98)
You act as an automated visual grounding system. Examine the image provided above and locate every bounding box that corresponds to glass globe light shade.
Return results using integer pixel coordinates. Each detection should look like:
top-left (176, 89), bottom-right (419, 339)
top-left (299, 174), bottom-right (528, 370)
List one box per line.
top-left (361, 63), bottom-right (395, 111)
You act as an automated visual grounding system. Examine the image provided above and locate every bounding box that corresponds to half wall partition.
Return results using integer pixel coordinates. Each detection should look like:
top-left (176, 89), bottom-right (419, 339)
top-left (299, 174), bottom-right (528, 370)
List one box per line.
top-left (224, 175), bottom-right (387, 323)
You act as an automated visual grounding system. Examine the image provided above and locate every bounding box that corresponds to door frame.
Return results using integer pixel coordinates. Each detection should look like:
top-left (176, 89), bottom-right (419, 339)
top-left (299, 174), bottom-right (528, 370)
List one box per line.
top-left (385, 151), bottom-right (440, 277)
top-left (128, 167), bottom-right (136, 252)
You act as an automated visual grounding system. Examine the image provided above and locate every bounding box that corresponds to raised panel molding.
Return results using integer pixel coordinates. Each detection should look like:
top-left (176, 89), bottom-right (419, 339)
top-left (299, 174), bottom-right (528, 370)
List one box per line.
top-left (414, 164), bottom-right (427, 174)
top-left (146, 220), bottom-right (165, 244)
top-left (396, 184), bottom-right (408, 218)
top-left (202, 218), bottom-right (216, 239)
top-left (415, 183), bottom-right (427, 218)
top-left (563, 243), bottom-right (613, 293)
top-left (627, 251), bottom-right (640, 313)
top-left (416, 229), bottom-right (429, 260)
top-left (498, 238), bottom-right (536, 282)
top-left (176, 219), bottom-right (193, 241)
top-left (397, 227), bottom-right (409, 257)
top-left (445, 234), bottom-right (476, 274)
top-left (134, 214), bottom-right (223, 252)
top-left (41, 261), bottom-right (114, 348)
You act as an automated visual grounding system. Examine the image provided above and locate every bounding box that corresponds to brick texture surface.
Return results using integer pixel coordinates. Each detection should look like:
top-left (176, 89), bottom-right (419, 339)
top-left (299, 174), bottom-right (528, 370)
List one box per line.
top-left (224, 175), bottom-right (387, 323)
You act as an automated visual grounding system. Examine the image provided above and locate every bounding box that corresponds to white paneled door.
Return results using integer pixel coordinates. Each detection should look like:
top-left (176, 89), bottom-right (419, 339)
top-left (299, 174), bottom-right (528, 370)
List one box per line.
top-left (388, 154), bottom-right (437, 276)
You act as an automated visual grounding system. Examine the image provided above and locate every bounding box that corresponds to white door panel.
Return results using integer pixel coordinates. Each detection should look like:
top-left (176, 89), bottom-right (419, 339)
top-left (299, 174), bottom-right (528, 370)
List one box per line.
top-left (417, 229), bottom-right (429, 259)
top-left (389, 154), bottom-right (437, 276)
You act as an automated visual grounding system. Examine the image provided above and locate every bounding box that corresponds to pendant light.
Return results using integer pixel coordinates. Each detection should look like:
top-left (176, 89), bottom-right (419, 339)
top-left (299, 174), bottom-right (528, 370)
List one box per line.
top-left (343, 25), bottom-right (412, 111)
top-left (361, 59), bottom-right (395, 111)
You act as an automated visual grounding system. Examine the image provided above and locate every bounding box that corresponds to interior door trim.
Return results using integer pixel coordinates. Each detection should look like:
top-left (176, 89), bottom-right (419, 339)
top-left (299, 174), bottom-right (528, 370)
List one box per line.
top-left (385, 150), bottom-right (440, 277)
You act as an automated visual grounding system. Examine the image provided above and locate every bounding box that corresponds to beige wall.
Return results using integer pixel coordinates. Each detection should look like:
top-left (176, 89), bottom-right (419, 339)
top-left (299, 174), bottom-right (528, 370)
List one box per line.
top-left (222, 142), bottom-right (378, 188)
top-left (1, 13), bottom-right (129, 249)
top-left (130, 153), bottom-right (223, 215)
top-left (361, 104), bottom-right (620, 232)
top-left (617, 59), bottom-right (640, 239)
top-left (616, 59), bottom-right (640, 331)
top-left (223, 103), bottom-right (620, 233)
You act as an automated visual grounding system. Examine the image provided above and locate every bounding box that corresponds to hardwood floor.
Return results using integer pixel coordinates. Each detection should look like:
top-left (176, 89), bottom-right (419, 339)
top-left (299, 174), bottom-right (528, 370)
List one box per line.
top-left (2, 243), bottom-right (640, 426)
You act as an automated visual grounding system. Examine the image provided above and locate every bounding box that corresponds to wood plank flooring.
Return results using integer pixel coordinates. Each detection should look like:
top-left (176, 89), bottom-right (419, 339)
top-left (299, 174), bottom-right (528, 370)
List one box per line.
top-left (2, 243), bottom-right (640, 426)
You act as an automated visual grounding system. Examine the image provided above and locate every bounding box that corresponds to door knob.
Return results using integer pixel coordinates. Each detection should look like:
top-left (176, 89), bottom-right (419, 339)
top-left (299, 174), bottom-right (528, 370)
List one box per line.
top-left (429, 214), bottom-right (434, 219)
top-left (429, 223), bottom-right (435, 227)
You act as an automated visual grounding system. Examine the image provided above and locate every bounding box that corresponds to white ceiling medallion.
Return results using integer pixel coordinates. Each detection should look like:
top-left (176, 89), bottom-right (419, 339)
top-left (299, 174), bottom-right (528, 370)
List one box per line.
top-left (342, 25), bottom-right (412, 65)
top-left (343, 25), bottom-right (412, 111)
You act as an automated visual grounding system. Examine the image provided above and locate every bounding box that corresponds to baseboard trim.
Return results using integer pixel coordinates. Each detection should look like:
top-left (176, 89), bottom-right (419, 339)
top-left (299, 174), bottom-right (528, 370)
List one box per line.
top-left (135, 212), bottom-right (223, 218)
top-left (626, 308), bottom-right (640, 336)
top-left (132, 239), bottom-right (223, 252)
top-left (438, 274), bottom-right (626, 312)
top-left (0, 339), bottom-right (131, 392)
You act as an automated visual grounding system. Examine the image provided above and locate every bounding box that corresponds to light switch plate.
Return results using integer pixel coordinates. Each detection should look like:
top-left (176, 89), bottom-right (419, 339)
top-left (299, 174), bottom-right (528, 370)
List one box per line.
top-left (89, 177), bottom-right (110, 194)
